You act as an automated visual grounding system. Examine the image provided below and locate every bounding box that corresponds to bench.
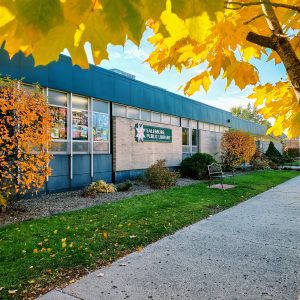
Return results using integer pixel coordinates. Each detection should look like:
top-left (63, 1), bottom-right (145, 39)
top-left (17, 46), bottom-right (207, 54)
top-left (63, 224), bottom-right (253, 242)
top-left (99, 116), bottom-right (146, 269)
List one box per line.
top-left (207, 163), bottom-right (235, 189)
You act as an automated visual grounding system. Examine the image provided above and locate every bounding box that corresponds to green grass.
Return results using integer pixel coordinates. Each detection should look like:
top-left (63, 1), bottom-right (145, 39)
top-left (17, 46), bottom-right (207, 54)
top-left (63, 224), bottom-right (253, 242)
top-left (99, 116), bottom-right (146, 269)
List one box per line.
top-left (284, 161), bottom-right (300, 166)
top-left (0, 170), bottom-right (298, 299)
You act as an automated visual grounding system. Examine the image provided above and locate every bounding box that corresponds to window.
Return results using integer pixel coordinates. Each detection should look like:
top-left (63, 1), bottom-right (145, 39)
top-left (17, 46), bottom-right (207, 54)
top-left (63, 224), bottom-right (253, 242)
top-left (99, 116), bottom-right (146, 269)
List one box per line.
top-left (48, 90), bottom-right (68, 153)
top-left (192, 129), bottom-right (198, 146)
top-left (127, 107), bottom-right (140, 119)
top-left (113, 104), bottom-right (126, 117)
top-left (72, 96), bottom-right (89, 152)
top-left (171, 116), bottom-right (180, 126)
top-left (72, 96), bottom-right (89, 141)
top-left (141, 109), bottom-right (151, 121)
top-left (151, 112), bottom-right (161, 123)
top-left (182, 127), bottom-right (189, 146)
top-left (93, 99), bottom-right (110, 153)
top-left (181, 118), bottom-right (189, 128)
top-left (162, 114), bottom-right (171, 124)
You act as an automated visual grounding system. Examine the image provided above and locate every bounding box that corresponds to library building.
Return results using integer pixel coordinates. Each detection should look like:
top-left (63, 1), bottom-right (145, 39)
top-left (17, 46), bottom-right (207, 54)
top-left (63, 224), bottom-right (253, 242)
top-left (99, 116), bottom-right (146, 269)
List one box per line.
top-left (0, 50), bottom-right (281, 193)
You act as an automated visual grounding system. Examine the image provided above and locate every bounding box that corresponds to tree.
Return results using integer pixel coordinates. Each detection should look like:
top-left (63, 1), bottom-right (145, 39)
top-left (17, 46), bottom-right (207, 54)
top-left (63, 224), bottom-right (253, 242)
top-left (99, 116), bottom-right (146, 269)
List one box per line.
top-left (265, 141), bottom-right (283, 163)
top-left (230, 103), bottom-right (271, 127)
top-left (0, 0), bottom-right (299, 136)
top-left (0, 79), bottom-right (52, 207)
top-left (221, 130), bottom-right (256, 168)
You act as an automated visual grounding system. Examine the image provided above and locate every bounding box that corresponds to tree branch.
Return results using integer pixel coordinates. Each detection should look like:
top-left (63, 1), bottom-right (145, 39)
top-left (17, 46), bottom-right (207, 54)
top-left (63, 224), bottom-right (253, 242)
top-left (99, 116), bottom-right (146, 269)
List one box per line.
top-left (246, 32), bottom-right (276, 49)
top-left (243, 13), bottom-right (265, 25)
top-left (224, 1), bottom-right (300, 13)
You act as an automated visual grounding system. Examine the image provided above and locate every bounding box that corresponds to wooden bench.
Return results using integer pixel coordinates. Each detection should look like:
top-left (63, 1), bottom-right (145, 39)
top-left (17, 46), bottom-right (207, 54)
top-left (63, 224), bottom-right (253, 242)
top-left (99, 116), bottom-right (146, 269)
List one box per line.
top-left (207, 163), bottom-right (235, 189)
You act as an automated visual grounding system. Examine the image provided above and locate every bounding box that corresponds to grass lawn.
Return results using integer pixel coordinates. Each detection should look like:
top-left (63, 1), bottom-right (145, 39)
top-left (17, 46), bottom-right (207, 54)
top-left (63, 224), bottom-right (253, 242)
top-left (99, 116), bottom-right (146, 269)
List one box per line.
top-left (0, 170), bottom-right (298, 299)
top-left (284, 161), bottom-right (300, 166)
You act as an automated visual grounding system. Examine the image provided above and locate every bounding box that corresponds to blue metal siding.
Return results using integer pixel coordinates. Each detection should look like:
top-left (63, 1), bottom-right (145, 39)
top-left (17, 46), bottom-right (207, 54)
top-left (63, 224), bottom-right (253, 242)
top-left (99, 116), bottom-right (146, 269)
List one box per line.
top-left (0, 49), bottom-right (267, 135)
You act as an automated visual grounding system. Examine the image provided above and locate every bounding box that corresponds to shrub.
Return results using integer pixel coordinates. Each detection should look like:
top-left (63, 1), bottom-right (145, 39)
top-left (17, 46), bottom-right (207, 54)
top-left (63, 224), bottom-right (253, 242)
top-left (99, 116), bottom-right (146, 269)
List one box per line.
top-left (116, 180), bottom-right (133, 192)
top-left (265, 141), bottom-right (283, 164)
top-left (180, 153), bottom-right (215, 179)
top-left (82, 180), bottom-right (116, 197)
top-left (251, 157), bottom-right (270, 170)
top-left (0, 193), bottom-right (7, 213)
top-left (285, 148), bottom-right (299, 158)
top-left (221, 130), bottom-right (256, 169)
top-left (145, 160), bottom-right (179, 189)
top-left (0, 78), bottom-right (52, 204)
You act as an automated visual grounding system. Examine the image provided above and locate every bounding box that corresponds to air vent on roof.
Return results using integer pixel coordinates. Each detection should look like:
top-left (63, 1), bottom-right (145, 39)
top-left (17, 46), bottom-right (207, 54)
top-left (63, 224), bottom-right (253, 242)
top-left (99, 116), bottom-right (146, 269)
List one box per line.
top-left (110, 69), bottom-right (135, 80)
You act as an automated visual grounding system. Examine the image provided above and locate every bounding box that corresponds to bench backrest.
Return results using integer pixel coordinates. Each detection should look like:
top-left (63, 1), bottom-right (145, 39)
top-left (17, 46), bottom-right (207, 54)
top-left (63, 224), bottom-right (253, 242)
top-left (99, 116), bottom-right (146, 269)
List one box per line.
top-left (208, 163), bottom-right (223, 175)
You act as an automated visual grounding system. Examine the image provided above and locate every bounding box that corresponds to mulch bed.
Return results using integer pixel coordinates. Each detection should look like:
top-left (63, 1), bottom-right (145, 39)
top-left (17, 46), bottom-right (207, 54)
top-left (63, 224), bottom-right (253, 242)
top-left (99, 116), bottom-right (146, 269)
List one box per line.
top-left (0, 178), bottom-right (200, 227)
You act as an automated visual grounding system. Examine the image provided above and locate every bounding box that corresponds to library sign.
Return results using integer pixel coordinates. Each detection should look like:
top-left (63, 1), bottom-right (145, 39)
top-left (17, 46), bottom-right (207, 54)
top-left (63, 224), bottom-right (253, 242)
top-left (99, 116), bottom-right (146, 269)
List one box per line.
top-left (135, 123), bottom-right (172, 143)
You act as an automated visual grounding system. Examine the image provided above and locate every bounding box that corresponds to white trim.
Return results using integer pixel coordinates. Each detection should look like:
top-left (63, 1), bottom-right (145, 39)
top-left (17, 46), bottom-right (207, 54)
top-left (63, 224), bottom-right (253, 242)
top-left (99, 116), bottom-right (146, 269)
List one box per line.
top-left (69, 93), bottom-right (73, 180)
top-left (90, 97), bottom-right (93, 178)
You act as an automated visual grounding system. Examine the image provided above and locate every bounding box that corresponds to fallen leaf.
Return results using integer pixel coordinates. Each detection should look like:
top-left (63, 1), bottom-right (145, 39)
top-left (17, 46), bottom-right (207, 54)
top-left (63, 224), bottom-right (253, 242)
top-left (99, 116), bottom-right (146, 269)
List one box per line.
top-left (54, 230), bottom-right (58, 234)
top-left (22, 250), bottom-right (26, 253)
top-left (103, 232), bottom-right (108, 239)
top-left (129, 235), bottom-right (137, 239)
top-left (119, 263), bottom-right (127, 266)
top-left (0, 287), bottom-right (4, 291)
top-left (28, 280), bottom-right (35, 284)
top-left (69, 279), bottom-right (75, 284)
top-left (8, 290), bottom-right (17, 294)
top-left (96, 273), bottom-right (104, 277)
top-left (33, 248), bottom-right (38, 254)
top-left (136, 246), bottom-right (142, 252)
top-left (38, 242), bottom-right (43, 247)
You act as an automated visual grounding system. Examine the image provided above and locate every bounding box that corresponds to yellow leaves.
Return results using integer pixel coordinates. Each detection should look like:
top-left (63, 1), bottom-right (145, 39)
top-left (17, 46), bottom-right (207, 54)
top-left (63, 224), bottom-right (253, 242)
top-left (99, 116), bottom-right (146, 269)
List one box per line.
top-left (102, 232), bottom-right (108, 239)
top-left (241, 46), bottom-right (261, 62)
top-left (223, 61), bottom-right (258, 90)
top-left (184, 71), bottom-right (211, 96)
top-left (61, 238), bottom-right (67, 248)
top-left (250, 82), bottom-right (300, 138)
top-left (33, 248), bottom-right (38, 254)
top-left (28, 279), bottom-right (35, 284)
top-left (0, 5), bottom-right (15, 27)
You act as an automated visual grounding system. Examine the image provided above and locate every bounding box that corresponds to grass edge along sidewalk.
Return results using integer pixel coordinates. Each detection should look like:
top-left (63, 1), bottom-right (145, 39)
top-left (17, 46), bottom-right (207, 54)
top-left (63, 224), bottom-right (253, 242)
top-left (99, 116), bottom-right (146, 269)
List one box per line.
top-left (0, 170), bottom-right (298, 299)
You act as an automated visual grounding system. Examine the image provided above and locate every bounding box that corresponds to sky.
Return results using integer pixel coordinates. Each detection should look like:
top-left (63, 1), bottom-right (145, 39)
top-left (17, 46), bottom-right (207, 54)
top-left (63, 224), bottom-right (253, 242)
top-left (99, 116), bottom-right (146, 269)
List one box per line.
top-left (81, 28), bottom-right (286, 112)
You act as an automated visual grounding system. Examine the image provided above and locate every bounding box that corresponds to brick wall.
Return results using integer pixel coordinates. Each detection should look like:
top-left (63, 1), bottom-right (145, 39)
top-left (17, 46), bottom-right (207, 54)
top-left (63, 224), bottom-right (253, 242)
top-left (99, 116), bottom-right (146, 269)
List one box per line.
top-left (113, 117), bottom-right (182, 171)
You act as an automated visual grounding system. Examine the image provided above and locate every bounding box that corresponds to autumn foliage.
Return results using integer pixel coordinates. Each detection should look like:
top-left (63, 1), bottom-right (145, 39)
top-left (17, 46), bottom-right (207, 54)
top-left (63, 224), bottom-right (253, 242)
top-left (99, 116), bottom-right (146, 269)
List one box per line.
top-left (0, 79), bottom-right (52, 203)
top-left (221, 130), bottom-right (256, 168)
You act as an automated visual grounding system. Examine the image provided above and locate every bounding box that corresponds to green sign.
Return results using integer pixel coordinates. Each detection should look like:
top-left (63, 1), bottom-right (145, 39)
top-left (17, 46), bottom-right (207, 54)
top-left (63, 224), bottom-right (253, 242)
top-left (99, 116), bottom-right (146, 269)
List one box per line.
top-left (135, 123), bottom-right (172, 143)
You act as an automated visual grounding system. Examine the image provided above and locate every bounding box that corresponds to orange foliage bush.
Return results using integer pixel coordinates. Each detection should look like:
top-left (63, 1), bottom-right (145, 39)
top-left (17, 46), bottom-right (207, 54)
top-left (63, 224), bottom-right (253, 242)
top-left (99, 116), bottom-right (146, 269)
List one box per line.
top-left (0, 79), bottom-right (52, 200)
top-left (221, 130), bottom-right (256, 168)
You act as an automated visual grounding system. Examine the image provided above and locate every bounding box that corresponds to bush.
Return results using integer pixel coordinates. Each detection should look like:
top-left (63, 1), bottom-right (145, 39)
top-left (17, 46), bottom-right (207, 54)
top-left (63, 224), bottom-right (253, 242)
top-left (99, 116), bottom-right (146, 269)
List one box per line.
top-left (265, 141), bottom-right (283, 164)
top-left (251, 157), bottom-right (270, 170)
top-left (180, 153), bottom-right (215, 179)
top-left (0, 193), bottom-right (7, 213)
top-left (221, 130), bottom-right (256, 169)
top-left (116, 180), bottom-right (133, 192)
top-left (145, 160), bottom-right (179, 189)
top-left (285, 148), bottom-right (299, 158)
top-left (82, 180), bottom-right (116, 197)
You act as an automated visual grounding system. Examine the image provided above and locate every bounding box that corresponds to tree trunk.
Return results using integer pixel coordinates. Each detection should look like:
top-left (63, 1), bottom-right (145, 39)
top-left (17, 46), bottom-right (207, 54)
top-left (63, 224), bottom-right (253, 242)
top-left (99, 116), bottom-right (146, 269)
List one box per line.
top-left (246, 0), bottom-right (300, 102)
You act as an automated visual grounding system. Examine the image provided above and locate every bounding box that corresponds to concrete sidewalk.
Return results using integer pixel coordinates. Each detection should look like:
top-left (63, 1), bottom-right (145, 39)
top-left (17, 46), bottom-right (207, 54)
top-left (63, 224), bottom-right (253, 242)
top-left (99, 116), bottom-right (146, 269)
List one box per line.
top-left (40, 176), bottom-right (300, 300)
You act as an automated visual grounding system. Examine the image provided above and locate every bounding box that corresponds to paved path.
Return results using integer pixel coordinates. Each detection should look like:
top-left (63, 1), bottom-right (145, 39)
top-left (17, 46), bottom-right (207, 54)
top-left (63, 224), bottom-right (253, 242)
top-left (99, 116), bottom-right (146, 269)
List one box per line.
top-left (40, 176), bottom-right (300, 300)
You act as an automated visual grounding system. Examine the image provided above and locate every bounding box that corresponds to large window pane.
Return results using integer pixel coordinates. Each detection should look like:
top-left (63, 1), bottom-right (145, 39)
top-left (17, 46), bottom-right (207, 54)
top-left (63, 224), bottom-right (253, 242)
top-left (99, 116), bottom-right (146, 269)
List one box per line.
top-left (93, 142), bottom-right (109, 153)
top-left (162, 114), bottom-right (171, 124)
top-left (48, 90), bottom-right (67, 107)
top-left (73, 142), bottom-right (89, 152)
top-left (152, 112), bottom-right (161, 123)
top-left (93, 113), bottom-right (109, 141)
top-left (93, 99), bottom-right (109, 114)
top-left (72, 110), bottom-right (88, 140)
top-left (141, 110), bottom-right (151, 121)
top-left (182, 127), bottom-right (189, 145)
top-left (51, 141), bottom-right (68, 152)
top-left (113, 104), bottom-right (126, 117)
top-left (127, 107), bottom-right (140, 119)
top-left (50, 106), bottom-right (68, 140)
top-left (171, 116), bottom-right (180, 126)
top-left (72, 95), bottom-right (88, 110)
top-left (192, 128), bottom-right (198, 146)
